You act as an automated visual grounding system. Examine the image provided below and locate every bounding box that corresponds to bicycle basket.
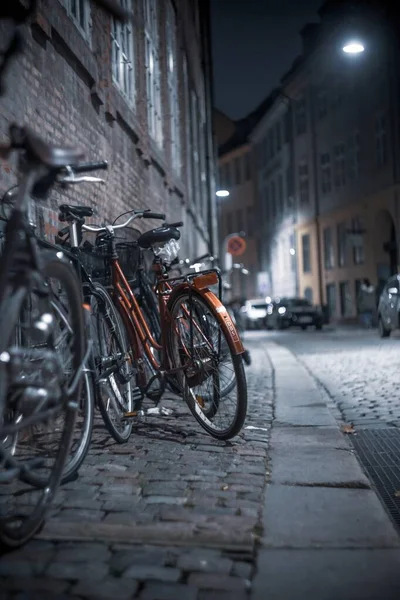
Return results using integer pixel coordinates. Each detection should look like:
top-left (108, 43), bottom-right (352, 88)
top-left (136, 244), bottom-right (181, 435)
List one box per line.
top-left (116, 241), bottom-right (141, 282)
top-left (79, 241), bottom-right (111, 285)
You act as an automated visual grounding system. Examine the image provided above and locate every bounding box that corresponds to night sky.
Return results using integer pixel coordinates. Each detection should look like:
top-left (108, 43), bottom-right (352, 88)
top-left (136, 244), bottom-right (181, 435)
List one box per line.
top-left (210, 0), bottom-right (323, 120)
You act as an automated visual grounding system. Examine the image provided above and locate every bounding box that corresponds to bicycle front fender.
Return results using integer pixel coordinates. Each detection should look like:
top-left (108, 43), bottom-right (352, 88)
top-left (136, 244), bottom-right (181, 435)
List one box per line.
top-left (167, 283), bottom-right (245, 356)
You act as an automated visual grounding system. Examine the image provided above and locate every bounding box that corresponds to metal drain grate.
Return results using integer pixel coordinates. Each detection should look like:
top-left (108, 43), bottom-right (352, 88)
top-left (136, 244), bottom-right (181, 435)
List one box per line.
top-left (351, 429), bottom-right (400, 527)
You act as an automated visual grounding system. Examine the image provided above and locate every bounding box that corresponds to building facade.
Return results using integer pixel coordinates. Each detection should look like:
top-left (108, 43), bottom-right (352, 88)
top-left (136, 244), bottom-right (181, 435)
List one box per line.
top-left (0, 0), bottom-right (217, 259)
top-left (250, 92), bottom-right (298, 299)
top-left (281, 0), bottom-right (400, 320)
top-left (215, 109), bottom-right (262, 302)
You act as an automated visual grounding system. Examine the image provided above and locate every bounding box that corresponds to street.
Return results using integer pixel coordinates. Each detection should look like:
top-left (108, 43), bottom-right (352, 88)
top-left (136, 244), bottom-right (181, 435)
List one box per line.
top-left (1, 328), bottom-right (400, 599)
top-left (255, 327), bottom-right (400, 428)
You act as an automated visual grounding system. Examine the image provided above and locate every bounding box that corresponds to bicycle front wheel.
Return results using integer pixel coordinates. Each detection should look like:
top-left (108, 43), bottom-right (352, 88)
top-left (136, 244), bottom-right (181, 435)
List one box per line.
top-left (90, 283), bottom-right (134, 443)
top-left (0, 256), bottom-right (85, 548)
top-left (168, 291), bottom-right (247, 440)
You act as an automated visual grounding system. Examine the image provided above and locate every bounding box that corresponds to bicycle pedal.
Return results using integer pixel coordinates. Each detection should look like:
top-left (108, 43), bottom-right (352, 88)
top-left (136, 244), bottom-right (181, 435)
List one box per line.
top-left (132, 385), bottom-right (143, 410)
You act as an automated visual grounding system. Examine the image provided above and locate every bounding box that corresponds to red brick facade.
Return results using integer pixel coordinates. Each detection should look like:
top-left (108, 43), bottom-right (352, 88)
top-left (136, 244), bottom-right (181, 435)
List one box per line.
top-left (0, 0), bottom-right (216, 260)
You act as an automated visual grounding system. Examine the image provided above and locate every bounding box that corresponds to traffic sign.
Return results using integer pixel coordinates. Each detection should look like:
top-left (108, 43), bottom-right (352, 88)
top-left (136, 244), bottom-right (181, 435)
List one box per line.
top-left (227, 236), bottom-right (246, 257)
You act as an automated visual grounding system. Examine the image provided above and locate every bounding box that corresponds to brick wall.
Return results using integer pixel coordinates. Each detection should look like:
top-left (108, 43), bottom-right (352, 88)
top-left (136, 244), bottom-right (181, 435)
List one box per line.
top-left (0, 0), bottom-right (215, 255)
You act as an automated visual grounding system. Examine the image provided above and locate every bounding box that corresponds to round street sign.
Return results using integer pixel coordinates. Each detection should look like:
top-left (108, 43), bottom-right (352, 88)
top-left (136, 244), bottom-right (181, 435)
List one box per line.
top-left (227, 236), bottom-right (246, 257)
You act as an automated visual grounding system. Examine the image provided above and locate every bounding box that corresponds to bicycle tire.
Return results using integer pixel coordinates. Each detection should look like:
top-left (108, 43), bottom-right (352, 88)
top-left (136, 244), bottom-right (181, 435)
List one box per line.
top-left (138, 272), bottom-right (182, 397)
top-left (90, 282), bottom-right (133, 443)
top-left (21, 297), bottom-right (95, 486)
top-left (168, 291), bottom-right (247, 440)
top-left (0, 256), bottom-right (84, 548)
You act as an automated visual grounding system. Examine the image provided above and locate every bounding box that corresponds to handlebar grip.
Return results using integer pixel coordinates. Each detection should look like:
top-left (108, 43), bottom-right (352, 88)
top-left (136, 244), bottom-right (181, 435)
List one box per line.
top-left (72, 160), bottom-right (108, 173)
top-left (143, 212), bottom-right (166, 220)
top-left (57, 226), bottom-right (69, 238)
top-left (164, 221), bottom-right (184, 228)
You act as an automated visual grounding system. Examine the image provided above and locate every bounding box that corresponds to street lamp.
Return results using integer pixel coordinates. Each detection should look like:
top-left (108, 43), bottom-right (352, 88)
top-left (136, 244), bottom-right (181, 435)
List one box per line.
top-left (216, 189), bottom-right (230, 197)
top-left (342, 41), bottom-right (365, 54)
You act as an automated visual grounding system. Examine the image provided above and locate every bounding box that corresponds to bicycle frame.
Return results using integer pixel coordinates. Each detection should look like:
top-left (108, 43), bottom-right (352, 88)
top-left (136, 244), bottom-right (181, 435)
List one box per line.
top-left (111, 254), bottom-right (245, 390)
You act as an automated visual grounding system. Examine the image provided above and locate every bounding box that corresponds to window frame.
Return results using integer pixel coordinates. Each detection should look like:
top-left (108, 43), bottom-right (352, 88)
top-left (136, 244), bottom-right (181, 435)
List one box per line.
top-left (111, 0), bottom-right (135, 106)
top-left (144, 0), bottom-right (163, 147)
top-left (166, 0), bottom-right (181, 174)
top-left (62, 0), bottom-right (91, 39)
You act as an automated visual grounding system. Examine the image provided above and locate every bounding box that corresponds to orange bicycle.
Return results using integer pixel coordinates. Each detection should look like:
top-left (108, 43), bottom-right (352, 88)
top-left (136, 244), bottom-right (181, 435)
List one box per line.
top-left (78, 209), bottom-right (248, 440)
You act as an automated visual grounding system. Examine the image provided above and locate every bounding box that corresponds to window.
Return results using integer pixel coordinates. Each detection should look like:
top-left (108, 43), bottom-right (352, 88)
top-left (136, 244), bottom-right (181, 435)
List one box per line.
top-left (348, 131), bottom-right (360, 181)
top-left (376, 113), bottom-right (388, 167)
top-left (270, 128), bottom-right (275, 158)
top-left (166, 1), bottom-right (181, 173)
top-left (326, 283), bottom-right (336, 318)
top-left (278, 174), bottom-right (284, 214)
top-left (352, 216), bottom-right (365, 265)
top-left (337, 222), bottom-right (347, 267)
top-left (224, 162), bottom-right (232, 188)
top-left (320, 152), bottom-right (331, 194)
top-left (63, 0), bottom-right (90, 37)
top-left (323, 227), bottom-right (334, 269)
top-left (271, 180), bottom-right (276, 218)
top-left (286, 166), bottom-right (293, 199)
top-left (236, 209), bottom-right (243, 231)
top-left (276, 122), bottom-right (282, 151)
top-left (339, 281), bottom-right (352, 316)
top-left (331, 77), bottom-right (344, 109)
top-left (264, 187), bottom-right (270, 221)
top-left (190, 91), bottom-right (201, 210)
top-left (248, 207), bottom-right (254, 233)
top-left (145, 0), bottom-right (162, 146)
top-left (302, 234), bottom-right (311, 273)
top-left (244, 152), bottom-right (251, 180)
top-left (304, 287), bottom-right (313, 304)
top-left (111, 0), bottom-right (135, 105)
top-left (317, 86), bottom-right (328, 119)
top-left (234, 157), bottom-right (241, 185)
top-left (299, 163), bottom-right (309, 204)
top-left (334, 143), bottom-right (346, 188)
top-left (183, 56), bottom-right (193, 201)
top-left (295, 96), bottom-right (307, 135)
top-left (227, 212), bottom-right (233, 234)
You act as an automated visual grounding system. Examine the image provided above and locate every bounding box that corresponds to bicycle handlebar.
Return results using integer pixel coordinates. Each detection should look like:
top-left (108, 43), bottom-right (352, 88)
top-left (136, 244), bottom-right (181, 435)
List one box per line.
top-left (72, 160), bottom-right (108, 173)
top-left (81, 210), bottom-right (165, 233)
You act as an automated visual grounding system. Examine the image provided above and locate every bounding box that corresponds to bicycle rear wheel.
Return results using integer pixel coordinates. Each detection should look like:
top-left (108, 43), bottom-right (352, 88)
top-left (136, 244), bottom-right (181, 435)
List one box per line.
top-left (0, 256), bottom-right (85, 548)
top-left (168, 291), bottom-right (247, 440)
top-left (90, 283), bottom-right (134, 443)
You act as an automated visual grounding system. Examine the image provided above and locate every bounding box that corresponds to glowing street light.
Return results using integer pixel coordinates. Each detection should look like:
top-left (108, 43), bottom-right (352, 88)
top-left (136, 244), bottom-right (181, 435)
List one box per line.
top-left (289, 248), bottom-right (296, 256)
top-left (216, 189), bottom-right (230, 198)
top-left (342, 41), bottom-right (365, 54)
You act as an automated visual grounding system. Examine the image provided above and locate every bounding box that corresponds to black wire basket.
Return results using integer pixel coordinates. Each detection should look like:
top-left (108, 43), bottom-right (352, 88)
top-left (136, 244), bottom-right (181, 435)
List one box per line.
top-left (79, 240), bottom-right (112, 286)
top-left (115, 241), bottom-right (141, 283)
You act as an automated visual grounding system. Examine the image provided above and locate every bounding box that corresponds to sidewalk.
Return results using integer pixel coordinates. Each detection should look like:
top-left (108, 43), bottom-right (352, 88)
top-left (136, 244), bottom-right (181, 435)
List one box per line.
top-left (0, 341), bottom-right (399, 599)
top-left (253, 342), bottom-right (400, 600)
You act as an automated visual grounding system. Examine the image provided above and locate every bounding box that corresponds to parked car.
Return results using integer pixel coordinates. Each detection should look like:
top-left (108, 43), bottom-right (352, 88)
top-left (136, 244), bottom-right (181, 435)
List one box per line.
top-left (241, 298), bottom-right (268, 329)
top-left (266, 297), bottom-right (323, 330)
top-left (377, 275), bottom-right (400, 337)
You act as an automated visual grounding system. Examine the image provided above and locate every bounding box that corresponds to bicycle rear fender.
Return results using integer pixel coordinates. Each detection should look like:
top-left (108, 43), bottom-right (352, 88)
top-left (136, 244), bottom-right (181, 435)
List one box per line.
top-left (167, 283), bottom-right (245, 355)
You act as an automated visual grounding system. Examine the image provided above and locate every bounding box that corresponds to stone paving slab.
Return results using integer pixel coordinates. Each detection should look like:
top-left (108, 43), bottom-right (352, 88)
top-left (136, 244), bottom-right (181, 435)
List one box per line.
top-left (253, 548), bottom-right (400, 600)
top-left (0, 342), bottom-right (273, 598)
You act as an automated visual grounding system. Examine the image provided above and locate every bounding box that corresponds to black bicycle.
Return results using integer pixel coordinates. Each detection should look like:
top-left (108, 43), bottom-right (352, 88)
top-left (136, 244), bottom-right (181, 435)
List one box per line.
top-left (0, 125), bottom-right (91, 547)
top-left (54, 198), bottom-right (137, 444)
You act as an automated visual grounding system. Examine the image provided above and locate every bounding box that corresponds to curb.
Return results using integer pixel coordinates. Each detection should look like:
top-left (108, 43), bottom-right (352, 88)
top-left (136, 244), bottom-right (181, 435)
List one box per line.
top-left (252, 341), bottom-right (400, 600)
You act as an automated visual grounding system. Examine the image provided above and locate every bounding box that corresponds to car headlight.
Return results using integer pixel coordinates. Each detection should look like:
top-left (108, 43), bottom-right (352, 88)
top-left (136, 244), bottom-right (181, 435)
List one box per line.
top-left (278, 307), bottom-right (286, 315)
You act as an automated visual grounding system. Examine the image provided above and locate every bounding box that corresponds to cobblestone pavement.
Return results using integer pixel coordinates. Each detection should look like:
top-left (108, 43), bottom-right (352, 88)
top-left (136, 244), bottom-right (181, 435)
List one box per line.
top-left (0, 341), bottom-right (273, 599)
top-left (258, 328), bottom-right (400, 428)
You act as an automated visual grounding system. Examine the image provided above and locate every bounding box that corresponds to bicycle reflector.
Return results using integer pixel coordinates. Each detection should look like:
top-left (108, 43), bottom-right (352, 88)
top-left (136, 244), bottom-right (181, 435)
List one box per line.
top-left (193, 272), bottom-right (218, 290)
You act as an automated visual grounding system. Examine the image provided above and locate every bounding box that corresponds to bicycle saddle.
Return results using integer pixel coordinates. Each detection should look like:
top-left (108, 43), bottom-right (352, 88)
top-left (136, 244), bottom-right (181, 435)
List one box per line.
top-left (138, 225), bottom-right (181, 249)
top-left (59, 204), bottom-right (94, 220)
